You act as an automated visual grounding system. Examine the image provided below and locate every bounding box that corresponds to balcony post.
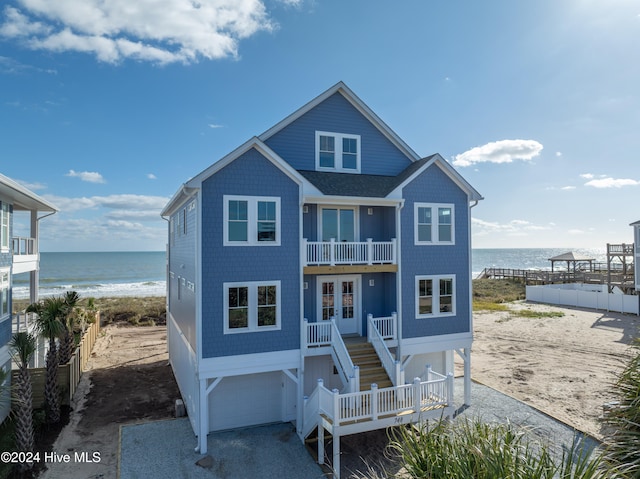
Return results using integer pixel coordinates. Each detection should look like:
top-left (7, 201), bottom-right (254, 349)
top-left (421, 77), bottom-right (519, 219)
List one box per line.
top-left (302, 238), bottom-right (308, 267)
top-left (330, 238), bottom-right (336, 266)
top-left (367, 313), bottom-right (373, 342)
top-left (413, 377), bottom-right (421, 413)
top-left (391, 312), bottom-right (398, 339)
top-left (391, 238), bottom-right (397, 264)
top-left (371, 383), bottom-right (378, 420)
top-left (366, 238), bottom-right (373, 265)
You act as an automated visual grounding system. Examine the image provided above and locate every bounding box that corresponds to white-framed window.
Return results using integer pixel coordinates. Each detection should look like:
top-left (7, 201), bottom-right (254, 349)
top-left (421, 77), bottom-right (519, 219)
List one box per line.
top-left (0, 269), bottom-right (9, 319)
top-left (223, 281), bottom-right (281, 334)
top-left (414, 203), bottom-right (454, 245)
top-left (1, 203), bottom-right (9, 251)
top-left (315, 131), bottom-right (361, 173)
top-left (415, 275), bottom-right (456, 318)
top-left (223, 196), bottom-right (281, 246)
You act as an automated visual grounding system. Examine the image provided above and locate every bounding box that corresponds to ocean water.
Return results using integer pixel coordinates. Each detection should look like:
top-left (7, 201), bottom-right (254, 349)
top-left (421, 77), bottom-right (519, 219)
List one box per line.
top-left (12, 251), bottom-right (166, 299)
top-left (471, 247), bottom-right (608, 277)
top-left (11, 248), bottom-right (610, 300)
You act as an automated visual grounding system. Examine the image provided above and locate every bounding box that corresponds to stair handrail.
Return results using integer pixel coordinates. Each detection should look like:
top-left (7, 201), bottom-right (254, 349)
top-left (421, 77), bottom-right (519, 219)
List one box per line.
top-left (367, 314), bottom-right (403, 386)
top-left (329, 318), bottom-right (360, 393)
top-left (302, 379), bottom-right (333, 439)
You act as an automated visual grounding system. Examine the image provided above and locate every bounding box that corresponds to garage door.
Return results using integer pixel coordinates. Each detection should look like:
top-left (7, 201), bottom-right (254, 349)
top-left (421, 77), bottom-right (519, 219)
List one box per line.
top-left (209, 372), bottom-right (284, 431)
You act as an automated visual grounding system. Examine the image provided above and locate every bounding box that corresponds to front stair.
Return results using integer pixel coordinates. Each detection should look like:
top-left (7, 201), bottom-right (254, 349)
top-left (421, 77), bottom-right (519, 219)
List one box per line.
top-left (344, 339), bottom-right (393, 391)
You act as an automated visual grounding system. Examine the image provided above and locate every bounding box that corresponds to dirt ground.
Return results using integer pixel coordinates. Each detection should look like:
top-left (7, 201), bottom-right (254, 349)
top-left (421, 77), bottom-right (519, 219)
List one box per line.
top-left (37, 302), bottom-right (639, 478)
top-left (38, 324), bottom-right (180, 479)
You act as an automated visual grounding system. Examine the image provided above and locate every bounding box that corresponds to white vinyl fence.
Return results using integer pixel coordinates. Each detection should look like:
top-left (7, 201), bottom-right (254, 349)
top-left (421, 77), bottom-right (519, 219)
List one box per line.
top-left (526, 283), bottom-right (640, 315)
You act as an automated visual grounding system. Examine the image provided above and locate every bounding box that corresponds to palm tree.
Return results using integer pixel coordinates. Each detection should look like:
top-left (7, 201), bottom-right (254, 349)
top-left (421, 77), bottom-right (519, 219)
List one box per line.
top-left (9, 332), bottom-right (36, 470)
top-left (31, 297), bottom-right (65, 424)
top-left (58, 291), bottom-right (81, 365)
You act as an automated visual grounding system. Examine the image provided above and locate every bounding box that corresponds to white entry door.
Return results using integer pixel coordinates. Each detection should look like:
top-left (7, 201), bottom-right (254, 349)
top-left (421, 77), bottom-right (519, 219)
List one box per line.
top-left (318, 275), bottom-right (360, 335)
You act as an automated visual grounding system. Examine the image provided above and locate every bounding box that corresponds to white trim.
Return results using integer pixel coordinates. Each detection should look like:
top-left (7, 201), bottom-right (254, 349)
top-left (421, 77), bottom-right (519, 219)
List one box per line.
top-left (387, 154), bottom-right (483, 202)
top-left (258, 82), bottom-right (421, 163)
top-left (223, 195), bottom-right (281, 247)
top-left (415, 274), bottom-right (456, 319)
top-left (414, 202), bottom-right (455, 245)
top-left (304, 195), bottom-right (403, 208)
top-left (401, 333), bottom-right (472, 356)
top-left (315, 131), bottom-right (361, 173)
top-left (223, 280), bottom-right (282, 334)
top-left (0, 268), bottom-right (9, 320)
top-left (317, 205), bottom-right (360, 242)
top-left (316, 275), bottom-right (362, 335)
top-left (198, 349), bottom-right (299, 377)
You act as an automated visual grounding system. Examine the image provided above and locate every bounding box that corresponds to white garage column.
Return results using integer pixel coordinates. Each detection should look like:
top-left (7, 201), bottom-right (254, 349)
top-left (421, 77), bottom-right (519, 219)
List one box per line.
top-left (198, 377), bottom-right (222, 454)
top-left (455, 348), bottom-right (471, 406)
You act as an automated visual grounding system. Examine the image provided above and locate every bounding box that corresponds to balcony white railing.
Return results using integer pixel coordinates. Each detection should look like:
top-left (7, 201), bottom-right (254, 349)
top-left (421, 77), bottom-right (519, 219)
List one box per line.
top-left (12, 236), bottom-right (36, 256)
top-left (304, 318), bottom-right (332, 348)
top-left (303, 238), bottom-right (396, 267)
top-left (367, 313), bottom-right (396, 341)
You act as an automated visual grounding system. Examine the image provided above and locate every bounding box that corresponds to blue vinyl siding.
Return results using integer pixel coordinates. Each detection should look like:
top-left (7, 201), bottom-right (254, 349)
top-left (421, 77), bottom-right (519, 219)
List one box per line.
top-left (168, 199), bottom-right (198, 351)
top-left (264, 92), bottom-right (413, 176)
top-left (303, 272), bottom-right (396, 334)
top-left (302, 204), bottom-right (395, 243)
top-left (0, 318), bottom-right (9, 349)
top-left (201, 148), bottom-right (300, 358)
top-left (400, 164), bottom-right (471, 339)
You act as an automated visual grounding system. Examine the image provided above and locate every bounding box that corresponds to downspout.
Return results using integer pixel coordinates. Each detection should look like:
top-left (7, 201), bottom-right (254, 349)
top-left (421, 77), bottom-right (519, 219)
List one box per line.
top-left (395, 200), bottom-right (405, 364)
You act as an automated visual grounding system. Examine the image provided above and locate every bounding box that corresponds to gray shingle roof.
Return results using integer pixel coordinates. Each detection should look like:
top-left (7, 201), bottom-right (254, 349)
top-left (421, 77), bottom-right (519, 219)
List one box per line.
top-left (299, 155), bottom-right (436, 198)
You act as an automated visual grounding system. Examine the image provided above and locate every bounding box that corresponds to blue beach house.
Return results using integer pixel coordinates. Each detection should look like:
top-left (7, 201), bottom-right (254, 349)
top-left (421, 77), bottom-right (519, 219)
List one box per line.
top-left (0, 173), bottom-right (57, 424)
top-left (162, 82), bottom-right (482, 477)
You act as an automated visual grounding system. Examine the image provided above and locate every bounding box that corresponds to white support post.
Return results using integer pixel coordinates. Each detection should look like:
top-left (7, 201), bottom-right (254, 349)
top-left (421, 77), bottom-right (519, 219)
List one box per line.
top-left (394, 360), bottom-right (402, 386)
top-left (302, 238), bottom-right (308, 267)
top-left (333, 434), bottom-right (340, 479)
top-left (198, 378), bottom-right (208, 454)
top-left (412, 377), bottom-right (421, 413)
top-left (464, 347), bottom-right (471, 406)
top-left (330, 238), bottom-right (336, 266)
top-left (366, 238), bottom-right (373, 265)
top-left (446, 373), bottom-right (454, 408)
top-left (352, 365), bottom-right (360, 393)
top-left (318, 423), bottom-right (325, 466)
top-left (371, 383), bottom-right (379, 421)
top-left (425, 364), bottom-right (432, 382)
top-left (366, 313), bottom-right (373, 342)
top-left (391, 238), bottom-right (397, 264)
top-left (391, 312), bottom-right (398, 339)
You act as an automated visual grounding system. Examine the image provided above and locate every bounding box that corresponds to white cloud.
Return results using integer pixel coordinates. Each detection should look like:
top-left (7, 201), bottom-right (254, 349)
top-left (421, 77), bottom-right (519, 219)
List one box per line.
top-left (555, 151), bottom-right (562, 157)
top-left (43, 193), bottom-right (169, 214)
top-left (208, 123), bottom-right (224, 129)
top-left (66, 169), bottom-right (106, 183)
top-left (453, 139), bottom-right (543, 167)
top-left (472, 217), bottom-right (552, 237)
top-left (584, 177), bottom-right (640, 188)
top-left (561, 186), bottom-right (576, 191)
top-left (580, 173), bottom-right (595, 179)
top-left (0, 1), bottom-right (279, 64)
top-left (147, 173), bottom-right (157, 180)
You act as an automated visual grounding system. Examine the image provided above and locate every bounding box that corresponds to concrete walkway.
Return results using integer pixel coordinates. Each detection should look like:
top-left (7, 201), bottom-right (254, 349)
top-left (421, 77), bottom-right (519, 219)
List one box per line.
top-left (119, 378), bottom-right (600, 478)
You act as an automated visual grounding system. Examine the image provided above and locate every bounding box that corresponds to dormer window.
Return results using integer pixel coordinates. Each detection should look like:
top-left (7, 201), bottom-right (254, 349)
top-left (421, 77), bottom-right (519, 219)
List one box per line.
top-left (316, 131), bottom-right (361, 173)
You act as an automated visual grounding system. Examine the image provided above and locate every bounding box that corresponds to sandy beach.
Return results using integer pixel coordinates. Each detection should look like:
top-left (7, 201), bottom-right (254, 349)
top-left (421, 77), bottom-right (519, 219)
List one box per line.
top-left (36, 301), bottom-right (639, 478)
top-left (465, 301), bottom-right (638, 439)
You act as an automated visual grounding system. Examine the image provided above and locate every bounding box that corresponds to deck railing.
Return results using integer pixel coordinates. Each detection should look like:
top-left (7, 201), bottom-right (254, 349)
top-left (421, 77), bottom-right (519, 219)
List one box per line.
top-left (329, 319), bottom-right (360, 393)
top-left (304, 319), bottom-right (333, 348)
top-left (367, 313), bottom-right (396, 341)
top-left (303, 238), bottom-right (396, 266)
top-left (367, 314), bottom-right (403, 386)
top-left (304, 373), bottom-right (452, 433)
top-left (12, 236), bottom-right (36, 255)
top-left (12, 311), bottom-right (38, 334)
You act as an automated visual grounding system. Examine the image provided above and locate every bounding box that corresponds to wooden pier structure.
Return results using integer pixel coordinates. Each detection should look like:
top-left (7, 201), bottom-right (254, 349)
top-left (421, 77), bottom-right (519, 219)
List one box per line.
top-left (476, 244), bottom-right (636, 294)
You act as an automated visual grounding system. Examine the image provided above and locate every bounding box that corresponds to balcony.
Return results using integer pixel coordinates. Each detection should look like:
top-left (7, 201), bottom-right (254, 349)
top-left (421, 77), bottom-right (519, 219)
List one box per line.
top-left (12, 236), bottom-right (38, 274)
top-left (302, 238), bottom-right (397, 274)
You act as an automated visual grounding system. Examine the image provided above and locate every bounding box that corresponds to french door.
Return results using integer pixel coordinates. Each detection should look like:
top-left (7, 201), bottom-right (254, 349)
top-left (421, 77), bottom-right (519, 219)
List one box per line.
top-left (318, 275), bottom-right (360, 335)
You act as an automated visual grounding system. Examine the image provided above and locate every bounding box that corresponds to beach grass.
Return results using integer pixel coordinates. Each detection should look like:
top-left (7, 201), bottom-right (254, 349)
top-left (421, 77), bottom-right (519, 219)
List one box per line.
top-left (472, 279), bottom-right (526, 309)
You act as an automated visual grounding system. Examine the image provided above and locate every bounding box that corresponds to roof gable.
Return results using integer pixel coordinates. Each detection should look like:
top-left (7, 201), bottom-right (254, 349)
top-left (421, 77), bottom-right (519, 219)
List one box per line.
top-left (259, 82), bottom-right (420, 165)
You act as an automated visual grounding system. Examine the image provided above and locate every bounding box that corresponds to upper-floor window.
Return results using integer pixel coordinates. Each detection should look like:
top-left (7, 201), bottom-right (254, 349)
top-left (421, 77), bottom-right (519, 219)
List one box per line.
top-left (1, 203), bottom-right (9, 251)
top-left (415, 274), bottom-right (456, 318)
top-left (414, 203), bottom-right (454, 245)
top-left (316, 131), bottom-right (361, 173)
top-left (0, 269), bottom-right (9, 319)
top-left (224, 196), bottom-right (281, 246)
top-left (224, 280), bottom-right (281, 334)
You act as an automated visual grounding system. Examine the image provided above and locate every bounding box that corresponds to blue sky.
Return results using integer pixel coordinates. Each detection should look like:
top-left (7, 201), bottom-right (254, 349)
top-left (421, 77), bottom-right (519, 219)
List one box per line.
top-left (1, 0), bottom-right (638, 252)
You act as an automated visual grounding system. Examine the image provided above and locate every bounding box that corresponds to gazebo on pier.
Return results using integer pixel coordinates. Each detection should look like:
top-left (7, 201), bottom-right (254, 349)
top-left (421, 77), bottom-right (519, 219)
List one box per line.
top-left (548, 252), bottom-right (596, 272)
